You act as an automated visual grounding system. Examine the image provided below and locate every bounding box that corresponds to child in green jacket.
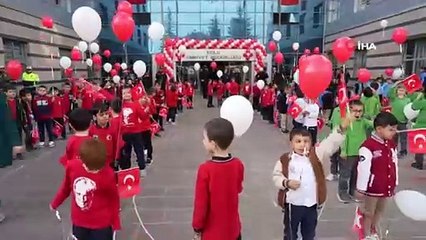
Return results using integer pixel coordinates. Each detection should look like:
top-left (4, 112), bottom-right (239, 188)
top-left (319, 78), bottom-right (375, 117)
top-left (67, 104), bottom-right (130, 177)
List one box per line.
top-left (361, 87), bottom-right (381, 120)
top-left (411, 92), bottom-right (426, 170)
top-left (389, 85), bottom-right (411, 156)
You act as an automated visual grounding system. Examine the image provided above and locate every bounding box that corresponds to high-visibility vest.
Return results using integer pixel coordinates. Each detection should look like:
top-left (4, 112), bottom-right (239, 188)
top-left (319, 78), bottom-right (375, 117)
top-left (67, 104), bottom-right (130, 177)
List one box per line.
top-left (22, 72), bottom-right (40, 85)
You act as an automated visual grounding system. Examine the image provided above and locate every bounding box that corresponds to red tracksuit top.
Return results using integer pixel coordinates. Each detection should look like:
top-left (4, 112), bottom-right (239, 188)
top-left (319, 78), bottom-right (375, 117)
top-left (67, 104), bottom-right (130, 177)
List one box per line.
top-left (51, 96), bottom-right (64, 119)
top-left (51, 160), bottom-right (121, 230)
top-left (242, 83), bottom-right (251, 96)
top-left (229, 82), bottom-right (240, 95)
top-left (192, 156), bottom-right (244, 240)
top-left (89, 124), bottom-right (116, 165)
top-left (166, 90), bottom-right (179, 108)
top-left (121, 101), bottom-right (149, 134)
top-left (59, 135), bottom-right (93, 166)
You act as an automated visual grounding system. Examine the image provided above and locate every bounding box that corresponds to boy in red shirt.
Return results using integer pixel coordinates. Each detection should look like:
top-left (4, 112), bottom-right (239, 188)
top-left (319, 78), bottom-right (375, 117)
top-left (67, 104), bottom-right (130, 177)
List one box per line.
top-left (241, 80), bottom-right (251, 99)
top-left (89, 102), bottom-right (117, 169)
top-left (184, 81), bottom-right (194, 109)
top-left (153, 82), bottom-right (165, 130)
top-left (193, 118), bottom-right (244, 240)
top-left (229, 78), bottom-right (240, 96)
top-left (59, 108), bottom-right (93, 166)
top-left (207, 80), bottom-right (214, 108)
top-left (215, 79), bottom-right (225, 107)
top-left (32, 85), bottom-right (55, 147)
top-left (51, 87), bottom-right (66, 139)
top-left (166, 84), bottom-right (179, 125)
top-left (50, 139), bottom-right (121, 240)
top-left (138, 96), bottom-right (154, 164)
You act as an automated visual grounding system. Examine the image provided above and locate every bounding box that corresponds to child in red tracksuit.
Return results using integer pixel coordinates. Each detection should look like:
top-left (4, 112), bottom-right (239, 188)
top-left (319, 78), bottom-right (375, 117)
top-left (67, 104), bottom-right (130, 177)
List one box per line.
top-left (166, 85), bottom-right (179, 124)
top-left (216, 79), bottom-right (225, 107)
top-left (81, 85), bottom-right (94, 110)
top-left (192, 118), bottom-right (244, 240)
top-left (89, 102), bottom-right (117, 169)
top-left (241, 80), bottom-right (251, 99)
top-left (32, 85), bottom-right (55, 147)
top-left (153, 82), bottom-right (165, 130)
top-left (177, 81), bottom-right (185, 113)
top-left (252, 83), bottom-right (261, 111)
top-left (184, 81), bottom-right (194, 109)
top-left (50, 139), bottom-right (121, 240)
top-left (207, 80), bottom-right (214, 108)
top-left (137, 96), bottom-right (154, 165)
top-left (229, 78), bottom-right (240, 96)
top-left (59, 108), bottom-right (93, 166)
top-left (51, 87), bottom-right (66, 139)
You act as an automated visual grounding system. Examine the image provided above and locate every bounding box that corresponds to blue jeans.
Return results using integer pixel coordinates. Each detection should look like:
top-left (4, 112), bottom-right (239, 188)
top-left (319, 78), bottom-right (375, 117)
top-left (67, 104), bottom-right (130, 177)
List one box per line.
top-left (283, 204), bottom-right (317, 240)
top-left (37, 119), bottom-right (54, 142)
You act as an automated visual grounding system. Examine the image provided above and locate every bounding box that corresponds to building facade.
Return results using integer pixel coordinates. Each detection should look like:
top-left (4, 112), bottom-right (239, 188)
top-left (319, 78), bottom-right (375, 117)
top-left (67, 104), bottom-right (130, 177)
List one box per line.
top-left (324, 0), bottom-right (426, 78)
top-left (0, 0), bottom-right (147, 82)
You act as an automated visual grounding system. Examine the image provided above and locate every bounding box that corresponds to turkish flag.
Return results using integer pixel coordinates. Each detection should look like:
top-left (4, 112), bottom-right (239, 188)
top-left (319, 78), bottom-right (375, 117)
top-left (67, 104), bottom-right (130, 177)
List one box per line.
top-left (381, 106), bottom-right (392, 113)
top-left (317, 118), bottom-right (325, 130)
top-left (337, 75), bottom-right (348, 118)
top-left (408, 129), bottom-right (426, 154)
top-left (150, 122), bottom-right (161, 137)
top-left (117, 167), bottom-right (141, 198)
top-left (281, 0), bottom-right (299, 5)
top-left (381, 97), bottom-right (390, 107)
top-left (402, 74), bottom-right (422, 93)
top-left (288, 102), bottom-right (303, 119)
top-left (352, 206), bottom-right (365, 240)
top-left (287, 95), bottom-right (297, 105)
top-left (159, 107), bottom-right (168, 118)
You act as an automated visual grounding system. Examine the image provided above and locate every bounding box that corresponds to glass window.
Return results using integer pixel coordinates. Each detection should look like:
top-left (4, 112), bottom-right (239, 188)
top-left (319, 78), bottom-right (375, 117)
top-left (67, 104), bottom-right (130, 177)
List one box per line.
top-left (151, 13), bottom-right (162, 22)
top-left (201, 1), bottom-right (223, 12)
top-left (299, 13), bottom-right (305, 34)
top-left (327, 0), bottom-right (340, 23)
top-left (178, 25), bottom-right (199, 37)
top-left (3, 39), bottom-right (27, 64)
top-left (149, 0), bottom-right (161, 12)
top-left (202, 13), bottom-right (222, 25)
top-left (163, 0), bottom-right (176, 12)
top-left (178, 13), bottom-right (200, 24)
top-left (301, 0), bottom-right (307, 11)
top-left (178, 1), bottom-right (200, 12)
top-left (285, 25), bottom-right (291, 39)
top-left (224, 1), bottom-right (242, 13)
top-left (137, 29), bottom-right (142, 45)
top-left (313, 3), bottom-right (324, 28)
top-left (354, 0), bottom-right (370, 13)
top-left (353, 50), bottom-right (367, 75)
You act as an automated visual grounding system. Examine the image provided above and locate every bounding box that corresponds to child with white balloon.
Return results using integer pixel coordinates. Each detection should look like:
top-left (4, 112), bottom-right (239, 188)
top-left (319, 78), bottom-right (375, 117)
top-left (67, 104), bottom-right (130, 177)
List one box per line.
top-left (273, 116), bottom-right (352, 240)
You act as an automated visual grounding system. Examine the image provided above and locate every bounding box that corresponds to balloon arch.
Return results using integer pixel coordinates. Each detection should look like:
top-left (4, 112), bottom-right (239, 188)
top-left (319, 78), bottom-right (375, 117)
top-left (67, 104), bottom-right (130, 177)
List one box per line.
top-left (162, 38), bottom-right (267, 80)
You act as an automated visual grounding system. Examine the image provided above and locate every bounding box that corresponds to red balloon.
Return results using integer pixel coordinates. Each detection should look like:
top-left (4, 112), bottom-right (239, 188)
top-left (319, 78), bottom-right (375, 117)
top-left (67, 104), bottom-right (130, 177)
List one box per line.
top-left (298, 55), bottom-right (307, 66)
top-left (71, 49), bottom-right (81, 61)
top-left (5, 60), bottom-right (23, 81)
top-left (165, 38), bottom-right (174, 47)
top-left (117, 1), bottom-right (133, 15)
top-left (111, 12), bottom-right (135, 42)
top-left (210, 61), bottom-right (217, 70)
top-left (304, 49), bottom-right (311, 55)
top-left (299, 55), bottom-right (333, 99)
top-left (313, 47), bottom-right (320, 54)
top-left (110, 69), bottom-right (118, 77)
top-left (384, 68), bottom-right (393, 77)
top-left (92, 54), bottom-right (102, 66)
top-left (267, 41), bottom-right (277, 52)
top-left (357, 68), bottom-right (371, 83)
top-left (274, 52), bottom-right (284, 64)
top-left (155, 53), bottom-right (166, 66)
top-left (392, 27), bottom-right (408, 45)
top-left (41, 16), bottom-right (54, 29)
top-left (332, 37), bottom-right (355, 63)
top-left (64, 68), bottom-right (73, 77)
top-left (114, 63), bottom-right (121, 71)
top-left (103, 50), bottom-right (111, 58)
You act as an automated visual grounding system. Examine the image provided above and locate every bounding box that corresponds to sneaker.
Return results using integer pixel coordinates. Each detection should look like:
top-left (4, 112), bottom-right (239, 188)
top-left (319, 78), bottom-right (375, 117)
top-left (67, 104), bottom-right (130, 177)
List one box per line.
top-left (0, 213), bottom-right (5, 223)
top-left (326, 174), bottom-right (338, 181)
top-left (398, 150), bottom-right (407, 158)
top-left (172, 122), bottom-right (176, 125)
top-left (38, 142), bottom-right (45, 147)
top-left (48, 141), bottom-right (55, 147)
top-left (154, 133), bottom-right (161, 137)
top-left (337, 192), bottom-right (352, 203)
top-left (146, 158), bottom-right (153, 166)
top-left (16, 153), bottom-right (24, 160)
top-left (140, 169), bottom-right (147, 178)
top-left (411, 162), bottom-right (424, 170)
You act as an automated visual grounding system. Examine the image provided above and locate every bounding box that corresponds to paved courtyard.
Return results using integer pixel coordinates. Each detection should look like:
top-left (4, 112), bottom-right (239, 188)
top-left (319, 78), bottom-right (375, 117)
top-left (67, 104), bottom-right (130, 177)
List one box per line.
top-left (0, 96), bottom-right (425, 240)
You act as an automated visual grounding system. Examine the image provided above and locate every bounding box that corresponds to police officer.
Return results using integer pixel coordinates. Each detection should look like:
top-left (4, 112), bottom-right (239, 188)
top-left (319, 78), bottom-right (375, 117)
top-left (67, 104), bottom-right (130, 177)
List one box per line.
top-left (22, 66), bottom-right (39, 94)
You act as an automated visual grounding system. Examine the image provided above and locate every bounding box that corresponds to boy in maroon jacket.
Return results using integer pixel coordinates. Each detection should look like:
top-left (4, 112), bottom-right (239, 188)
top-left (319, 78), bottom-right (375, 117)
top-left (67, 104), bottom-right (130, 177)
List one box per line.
top-left (32, 85), bottom-right (55, 147)
top-left (50, 139), bottom-right (121, 240)
top-left (356, 112), bottom-right (399, 240)
top-left (192, 118), bottom-right (244, 240)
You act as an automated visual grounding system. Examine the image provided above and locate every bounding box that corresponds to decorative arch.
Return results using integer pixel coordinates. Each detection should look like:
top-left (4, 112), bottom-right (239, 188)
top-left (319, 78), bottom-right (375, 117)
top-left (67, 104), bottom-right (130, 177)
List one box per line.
top-left (163, 38), bottom-right (267, 79)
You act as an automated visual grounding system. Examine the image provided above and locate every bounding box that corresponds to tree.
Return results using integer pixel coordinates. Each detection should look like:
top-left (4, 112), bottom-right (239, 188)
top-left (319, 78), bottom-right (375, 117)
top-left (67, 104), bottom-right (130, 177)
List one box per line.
top-left (228, 5), bottom-right (253, 39)
top-left (208, 15), bottom-right (221, 39)
top-left (164, 7), bottom-right (175, 38)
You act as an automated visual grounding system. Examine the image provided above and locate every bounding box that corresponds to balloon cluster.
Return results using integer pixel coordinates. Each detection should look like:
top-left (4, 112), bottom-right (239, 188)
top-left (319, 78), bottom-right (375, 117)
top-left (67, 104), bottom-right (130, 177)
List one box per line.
top-left (112, 1), bottom-right (136, 42)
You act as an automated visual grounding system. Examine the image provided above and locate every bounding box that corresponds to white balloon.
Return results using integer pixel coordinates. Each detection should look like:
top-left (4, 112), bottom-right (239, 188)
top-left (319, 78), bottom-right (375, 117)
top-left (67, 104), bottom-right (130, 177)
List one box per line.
top-left (78, 41), bottom-right (88, 52)
top-left (148, 22), bottom-right (165, 41)
top-left (112, 75), bottom-right (120, 84)
top-left (292, 42), bottom-right (300, 51)
top-left (242, 66), bottom-right (249, 73)
top-left (293, 69), bottom-right (299, 84)
top-left (217, 70), bottom-right (223, 78)
top-left (103, 63), bottom-right (112, 73)
top-left (86, 58), bottom-right (93, 67)
top-left (133, 60), bottom-right (147, 77)
top-left (395, 190), bottom-right (426, 221)
top-left (59, 56), bottom-right (72, 69)
top-left (121, 63), bottom-right (128, 70)
top-left (220, 96), bottom-right (254, 137)
top-left (256, 80), bottom-right (265, 90)
top-left (178, 45), bottom-right (187, 53)
top-left (380, 19), bottom-right (388, 28)
top-left (194, 63), bottom-right (201, 71)
top-left (392, 67), bottom-right (404, 79)
top-left (72, 6), bottom-right (102, 42)
top-left (272, 31), bottom-right (282, 42)
top-left (403, 103), bottom-right (420, 121)
top-left (89, 42), bottom-right (100, 54)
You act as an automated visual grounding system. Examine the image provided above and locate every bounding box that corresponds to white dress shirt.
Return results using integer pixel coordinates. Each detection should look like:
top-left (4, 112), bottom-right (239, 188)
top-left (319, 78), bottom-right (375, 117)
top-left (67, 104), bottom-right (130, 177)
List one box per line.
top-left (303, 102), bottom-right (319, 127)
top-left (294, 98), bottom-right (307, 124)
top-left (286, 153), bottom-right (318, 207)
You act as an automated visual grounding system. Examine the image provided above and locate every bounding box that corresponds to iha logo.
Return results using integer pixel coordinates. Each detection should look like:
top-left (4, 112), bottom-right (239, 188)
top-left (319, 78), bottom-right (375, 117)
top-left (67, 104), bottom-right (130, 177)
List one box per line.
top-left (357, 41), bottom-right (377, 51)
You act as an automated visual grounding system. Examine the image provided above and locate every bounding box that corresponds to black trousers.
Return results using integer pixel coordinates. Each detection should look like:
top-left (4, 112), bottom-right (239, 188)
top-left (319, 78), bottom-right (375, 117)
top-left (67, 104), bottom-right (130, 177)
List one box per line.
top-left (265, 105), bottom-right (274, 122)
top-left (207, 95), bottom-right (213, 107)
top-left (187, 96), bottom-right (193, 109)
top-left (415, 154), bottom-right (424, 168)
top-left (283, 204), bottom-right (317, 240)
top-left (153, 107), bottom-right (164, 128)
top-left (253, 96), bottom-right (260, 110)
top-left (53, 117), bottom-right (66, 139)
top-left (72, 225), bottom-right (113, 240)
top-left (292, 120), bottom-right (303, 130)
top-left (140, 130), bottom-right (153, 159)
top-left (37, 119), bottom-right (54, 142)
top-left (338, 156), bottom-right (358, 196)
top-left (120, 132), bottom-right (145, 170)
top-left (177, 98), bottom-right (183, 112)
top-left (168, 107), bottom-right (177, 122)
top-left (23, 124), bottom-right (34, 150)
top-left (305, 126), bottom-right (318, 146)
top-left (330, 149), bottom-right (340, 175)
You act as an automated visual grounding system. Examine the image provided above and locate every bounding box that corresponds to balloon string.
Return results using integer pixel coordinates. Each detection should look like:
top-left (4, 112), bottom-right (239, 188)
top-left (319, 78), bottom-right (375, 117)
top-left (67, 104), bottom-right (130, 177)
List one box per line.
top-left (123, 43), bottom-right (128, 64)
top-left (132, 196), bottom-right (155, 240)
